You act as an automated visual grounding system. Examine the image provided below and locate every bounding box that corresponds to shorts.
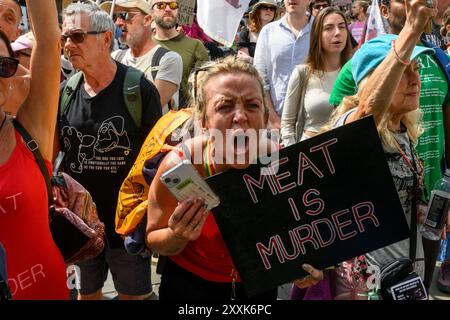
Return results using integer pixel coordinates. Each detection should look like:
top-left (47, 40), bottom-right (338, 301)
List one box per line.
top-left (75, 246), bottom-right (152, 296)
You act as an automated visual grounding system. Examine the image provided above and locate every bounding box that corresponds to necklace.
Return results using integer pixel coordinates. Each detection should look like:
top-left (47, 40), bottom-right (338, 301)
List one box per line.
top-left (0, 112), bottom-right (7, 133)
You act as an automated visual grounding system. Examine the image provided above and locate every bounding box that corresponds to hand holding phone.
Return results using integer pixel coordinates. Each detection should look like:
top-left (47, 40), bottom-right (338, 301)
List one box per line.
top-left (167, 197), bottom-right (210, 242)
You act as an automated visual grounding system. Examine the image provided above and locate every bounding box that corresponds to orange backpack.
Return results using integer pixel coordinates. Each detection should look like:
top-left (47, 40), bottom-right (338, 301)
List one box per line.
top-left (115, 108), bottom-right (193, 236)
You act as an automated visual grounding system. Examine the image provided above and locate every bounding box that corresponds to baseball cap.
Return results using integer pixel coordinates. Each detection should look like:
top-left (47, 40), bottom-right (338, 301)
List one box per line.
top-left (100, 0), bottom-right (152, 15)
top-left (352, 34), bottom-right (435, 86)
top-left (11, 33), bottom-right (34, 52)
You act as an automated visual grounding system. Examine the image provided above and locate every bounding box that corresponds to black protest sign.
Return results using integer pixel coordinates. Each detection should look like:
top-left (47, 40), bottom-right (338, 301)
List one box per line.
top-left (206, 116), bottom-right (410, 297)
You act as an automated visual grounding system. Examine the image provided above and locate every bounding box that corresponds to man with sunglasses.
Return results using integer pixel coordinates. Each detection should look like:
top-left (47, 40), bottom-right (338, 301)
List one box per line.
top-left (101, 0), bottom-right (182, 114)
top-left (309, 0), bottom-right (330, 17)
top-left (151, 0), bottom-right (209, 108)
top-left (253, 0), bottom-right (314, 130)
top-left (0, 0), bottom-right (22, 42)
top-left (58, 2), bottom-right (162, 300)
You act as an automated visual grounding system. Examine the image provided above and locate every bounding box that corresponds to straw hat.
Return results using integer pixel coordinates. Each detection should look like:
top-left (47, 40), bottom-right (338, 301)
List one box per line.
top-left (249, 0), bottom-right (278, 17)
top-left (99, 0), bottom-right (152, 15)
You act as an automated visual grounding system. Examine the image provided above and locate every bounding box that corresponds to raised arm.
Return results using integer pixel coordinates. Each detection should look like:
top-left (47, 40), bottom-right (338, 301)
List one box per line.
top-left (16, 0), bottom-right (61, 161)
top-left (347, 0), bottom-right (436, 125)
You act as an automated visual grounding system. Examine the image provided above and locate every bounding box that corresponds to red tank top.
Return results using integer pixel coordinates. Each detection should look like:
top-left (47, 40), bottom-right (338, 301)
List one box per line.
top-left (0, 131), bottom-right (68, 300)
top-left (171, 140), bottom-right (241, 283)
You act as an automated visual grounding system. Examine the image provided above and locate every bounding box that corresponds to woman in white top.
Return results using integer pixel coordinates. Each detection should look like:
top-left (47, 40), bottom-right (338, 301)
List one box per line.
top-left (280, 7), bottom-right (352, 146)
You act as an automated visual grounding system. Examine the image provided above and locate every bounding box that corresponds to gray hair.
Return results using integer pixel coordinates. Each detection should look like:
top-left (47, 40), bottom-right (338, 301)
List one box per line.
top-left (63, 2), bottom-right (115, 51)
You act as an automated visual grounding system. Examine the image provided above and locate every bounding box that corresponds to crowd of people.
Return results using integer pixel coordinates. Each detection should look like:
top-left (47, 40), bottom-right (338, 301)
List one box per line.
top-left (0, 0), bottom-right (449, 301)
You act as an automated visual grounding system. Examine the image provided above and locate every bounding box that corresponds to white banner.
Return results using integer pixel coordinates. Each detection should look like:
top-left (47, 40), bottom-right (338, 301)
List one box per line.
top-left (197, 0), bottom-right (251, 47)
top-left (363, 0), bottom-right (388, 43)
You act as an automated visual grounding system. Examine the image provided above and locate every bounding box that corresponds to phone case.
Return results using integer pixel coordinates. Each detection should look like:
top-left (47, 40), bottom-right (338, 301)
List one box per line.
top-left (160, 160), bottom-right (220, 211)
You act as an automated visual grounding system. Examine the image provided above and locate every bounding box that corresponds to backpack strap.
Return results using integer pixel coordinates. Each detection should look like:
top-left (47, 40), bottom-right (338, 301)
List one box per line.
top-left (151, 46), bottom-right (170, 81)
top-left (150, 46), bottom-right (174, 110)
top-left (123, 66), bottom-right (144, 129)
top-left (59, 71), bottom-right (83, 118)
top-left (422, 40), bottom-right (450, 106)
top-left (12, 119), bottom-right (55, 213)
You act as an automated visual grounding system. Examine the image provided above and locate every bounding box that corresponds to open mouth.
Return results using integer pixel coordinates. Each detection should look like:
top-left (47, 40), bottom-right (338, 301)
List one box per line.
top-left (232, 133), bottom-right (250, 156)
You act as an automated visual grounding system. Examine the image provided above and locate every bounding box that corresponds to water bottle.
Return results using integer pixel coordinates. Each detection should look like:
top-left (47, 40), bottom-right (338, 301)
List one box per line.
top-left (420, 169), bottom-right (450, 241)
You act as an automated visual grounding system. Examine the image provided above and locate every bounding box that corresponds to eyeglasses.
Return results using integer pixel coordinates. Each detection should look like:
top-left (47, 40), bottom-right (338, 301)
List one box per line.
top-left (0, 56), bottom-right (19, 78)
top-left (313, 3), bottom-right (328, 9)
top-left (61, 30), bottom-right (107, 46)
top-left (259, 5), bottom-right (276, 11)
top-left (152, 1), bottom-right (178, 11)
top-left (113, 11), bottom-right (142, 22)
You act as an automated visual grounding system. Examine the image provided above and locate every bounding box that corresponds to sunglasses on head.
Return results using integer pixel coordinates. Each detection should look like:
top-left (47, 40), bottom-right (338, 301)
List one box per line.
top-left (0, 56), bottom-right (19, 78)
top-left (193, 66), bottom-right (211, 105)
top-left (260, 5), bottom-right (276, 11)
top-left (61, 30), bottom-right (107, 46)
top-left (113, 11), bottom-right (142, 22)
top-left (152, 1), bottom-right (178, 10)
top-left (313, 3), bottom-right (328, 9)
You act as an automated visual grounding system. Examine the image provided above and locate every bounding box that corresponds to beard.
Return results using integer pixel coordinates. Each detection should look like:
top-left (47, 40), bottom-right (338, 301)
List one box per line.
top-left (153, 14), bottom-right (178, 29)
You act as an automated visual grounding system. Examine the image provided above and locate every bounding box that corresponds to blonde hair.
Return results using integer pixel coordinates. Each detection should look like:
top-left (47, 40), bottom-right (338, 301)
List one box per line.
top-left (188, 55), bottom-right (268, 124)
top-left (322, 76), bottom-right (423, 152)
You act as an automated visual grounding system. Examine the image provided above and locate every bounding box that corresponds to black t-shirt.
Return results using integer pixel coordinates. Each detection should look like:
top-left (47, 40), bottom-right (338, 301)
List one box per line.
top-left (421, 20), bottom-right (447, 51)
top-left (59, 62), bottom-right (162, 248)
top-left (237, 27), bottom-right (257, 58)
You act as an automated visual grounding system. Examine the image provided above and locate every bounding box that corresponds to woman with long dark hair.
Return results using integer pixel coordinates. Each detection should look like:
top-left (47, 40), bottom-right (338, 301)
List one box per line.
top-left (281, 7), bottom-right (352, 146)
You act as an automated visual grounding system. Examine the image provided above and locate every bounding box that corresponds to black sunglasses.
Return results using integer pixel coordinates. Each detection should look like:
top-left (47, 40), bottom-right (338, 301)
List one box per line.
top-left (61, 30), bottom-right (107, 46)
top-left (259, 5), bottom-right (276, 11)
top-left (152, 1), bottom-right (179, 10)
top-left (313, 3), bottom-right (328, 9)
top-left (0, 56), bottom-right (19, 78)
top-left (113, 11), bottom-right (142, 22)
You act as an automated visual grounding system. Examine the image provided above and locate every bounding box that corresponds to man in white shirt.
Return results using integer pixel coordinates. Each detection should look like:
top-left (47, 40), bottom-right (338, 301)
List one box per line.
top-left (101, 0), bottom-right (182, 113)
top-left (253, 0), bottom-right (314, 129)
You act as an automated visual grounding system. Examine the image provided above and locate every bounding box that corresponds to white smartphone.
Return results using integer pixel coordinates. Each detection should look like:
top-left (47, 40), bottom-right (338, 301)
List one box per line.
top-left (160, 159), bottom-right (220, 211)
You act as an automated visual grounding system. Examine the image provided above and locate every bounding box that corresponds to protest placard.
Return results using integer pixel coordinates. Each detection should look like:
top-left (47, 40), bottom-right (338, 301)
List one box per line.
top-left (207, 116), bottom-right (410, 296)
top-left (178, 0), bottom-right (196, 26)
